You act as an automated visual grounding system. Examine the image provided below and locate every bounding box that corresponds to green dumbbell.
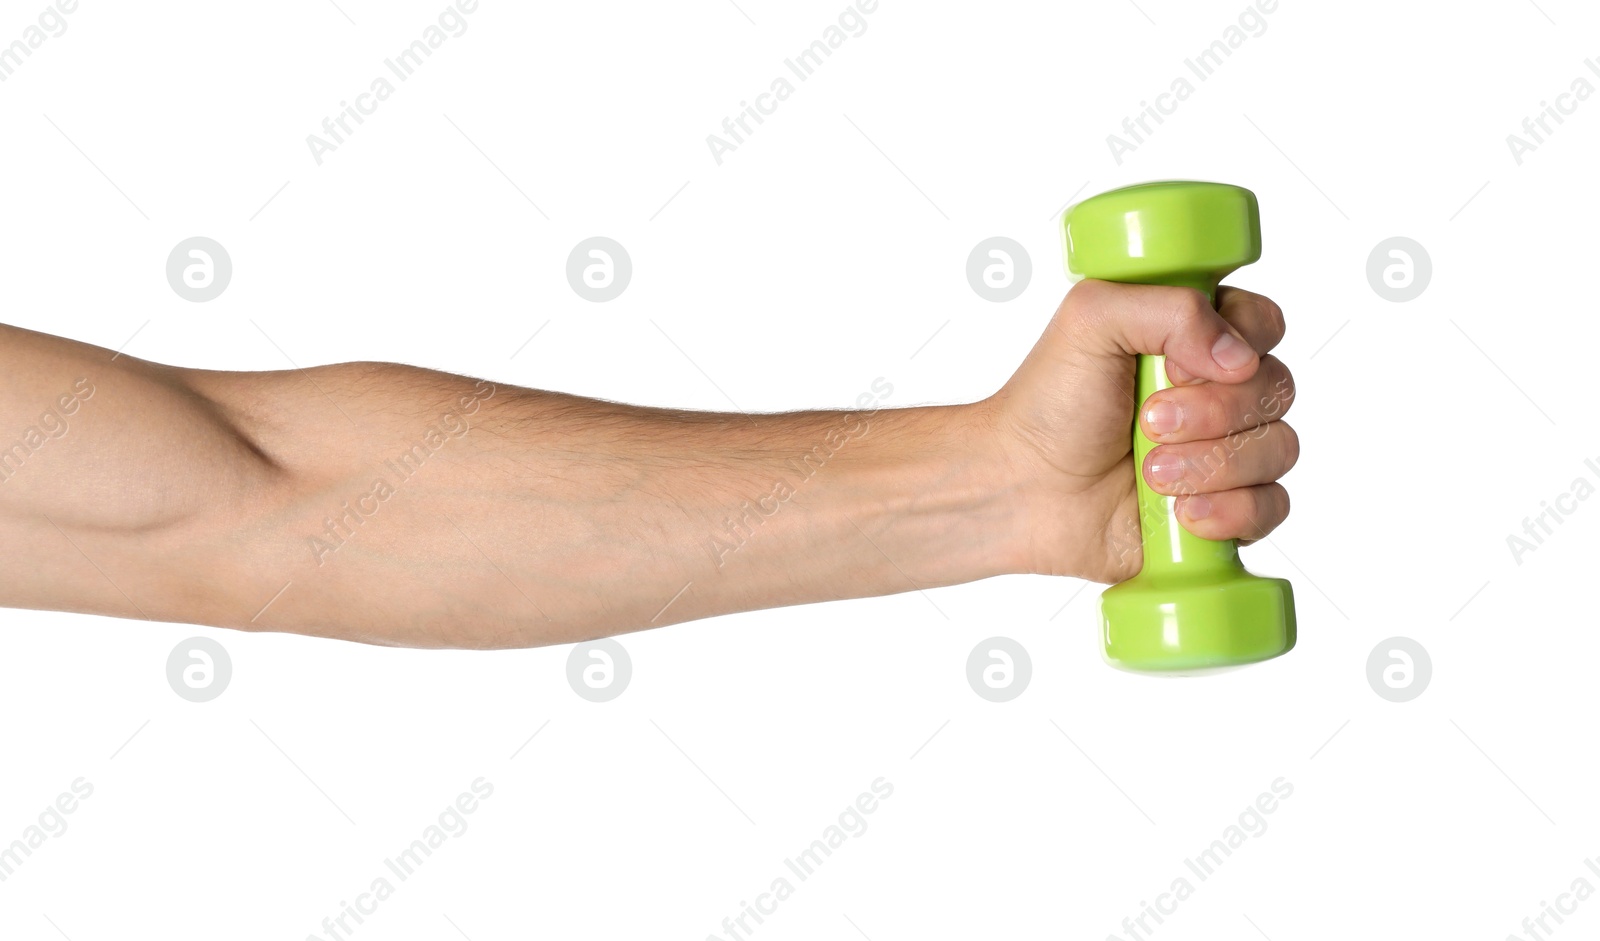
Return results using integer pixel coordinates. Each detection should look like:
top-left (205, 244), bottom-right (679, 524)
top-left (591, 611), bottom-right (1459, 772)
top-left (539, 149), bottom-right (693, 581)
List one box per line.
top-left (1061, 181), bottom-right (1295, 674)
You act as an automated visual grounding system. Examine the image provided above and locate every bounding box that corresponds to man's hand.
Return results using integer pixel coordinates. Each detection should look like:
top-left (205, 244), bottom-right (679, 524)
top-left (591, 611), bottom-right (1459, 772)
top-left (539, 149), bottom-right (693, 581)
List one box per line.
top-left (989, 280), bottom-right (1298, 584)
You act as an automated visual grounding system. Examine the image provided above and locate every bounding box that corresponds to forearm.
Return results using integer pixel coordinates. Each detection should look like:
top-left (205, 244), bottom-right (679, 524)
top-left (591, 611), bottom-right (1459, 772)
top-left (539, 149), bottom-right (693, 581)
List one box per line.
top-left (0, 327), bottom-right (1035, 647)
top-left (228, 372), bottom-right (1033, 647)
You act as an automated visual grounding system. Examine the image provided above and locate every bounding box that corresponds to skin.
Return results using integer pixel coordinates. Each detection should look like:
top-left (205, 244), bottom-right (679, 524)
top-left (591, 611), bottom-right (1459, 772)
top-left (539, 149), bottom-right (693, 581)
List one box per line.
top-left (0, 281), bottom-right (1296, 648)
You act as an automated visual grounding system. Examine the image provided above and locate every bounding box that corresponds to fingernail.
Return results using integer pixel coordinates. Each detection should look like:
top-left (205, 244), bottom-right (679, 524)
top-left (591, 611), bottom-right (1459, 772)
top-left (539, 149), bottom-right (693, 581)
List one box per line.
top-left (1182, 494), bottom-right (1212, 520)
top-left (1148, 457), bottom-right (1186, 485)
top-left (1211, 332), bottom-right (1254, 371)
top-left (1144, 402), bottom-right (1182, 436)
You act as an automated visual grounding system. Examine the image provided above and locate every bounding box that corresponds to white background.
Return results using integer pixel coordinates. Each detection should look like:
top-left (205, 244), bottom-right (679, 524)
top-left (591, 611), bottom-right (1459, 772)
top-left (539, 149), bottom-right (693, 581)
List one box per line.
top-left (0, 0), bottom-right (1596, 938)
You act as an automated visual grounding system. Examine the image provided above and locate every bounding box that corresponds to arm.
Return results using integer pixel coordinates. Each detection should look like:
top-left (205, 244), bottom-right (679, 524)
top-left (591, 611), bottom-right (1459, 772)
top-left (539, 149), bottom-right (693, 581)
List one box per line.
top-left (0, 283), bottom-right (1298, 648)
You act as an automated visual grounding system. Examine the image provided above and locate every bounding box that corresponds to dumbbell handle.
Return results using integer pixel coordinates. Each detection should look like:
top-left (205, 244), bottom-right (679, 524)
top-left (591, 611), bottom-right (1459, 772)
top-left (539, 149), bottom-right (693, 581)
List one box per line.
top-left (1129, 284), bottom-right (1242, 578)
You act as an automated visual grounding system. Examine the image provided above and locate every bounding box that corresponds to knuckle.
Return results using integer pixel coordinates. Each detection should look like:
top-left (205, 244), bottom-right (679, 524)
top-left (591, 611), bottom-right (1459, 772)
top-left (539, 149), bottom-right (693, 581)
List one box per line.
top-left (1277, 421), bottom-right (1301, 471)
top-left (1261, 353), bottom-right (1289, 384)
top-left (1060, 282), bottom-right (1096, 323)
top-left (1188, 441), bottom-right (1230, 489)
top-left (1253, 484), bottom-right (1289, 535)
top-left (1270, 355), bottom-right (1296, 393)
top-left (1174, 288), bottom-right (1211, 326)
top-left (1063, 278), bottom-right (1116, 317)
top-left (1239, 487), bottom-right (1273, 538)
top-left (1065, 278), bottom-right (1106, 310)
top-left (1250, 484), bottom-right (1271, 519)
top-left (1230, 387), bottom-right (1267, 434)
top-left (1257, 295), bottom-right (1286, 338)
top-left (1234, 494), bottom-right (1261, 537)
top-left (1200, 388), bottom-right (1236, 437)
top-left (1257, 357), bottom-right (1296, 421)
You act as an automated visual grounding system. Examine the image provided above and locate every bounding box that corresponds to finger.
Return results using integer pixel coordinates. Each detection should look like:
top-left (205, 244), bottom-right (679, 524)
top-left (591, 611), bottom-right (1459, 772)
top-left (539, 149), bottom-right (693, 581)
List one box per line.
top-left (1143, 420), bottom-right (1299, 496)
top-left (1140, 355), bottom-right (1296, 443)
top-left (1063, 280), bottom-right (1259, 386)
top-left (1215, 287), bottom-right (1286, 355)
top-left (1175, 483), bottom-right (1290, 543)
top-left (1164, 287), bottom-right (1283, 385)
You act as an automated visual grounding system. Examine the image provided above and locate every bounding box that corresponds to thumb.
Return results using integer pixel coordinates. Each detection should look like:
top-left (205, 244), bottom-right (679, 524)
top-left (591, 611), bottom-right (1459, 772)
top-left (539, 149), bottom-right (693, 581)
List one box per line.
top-left (1059, 279), bottom-right (1259, 385)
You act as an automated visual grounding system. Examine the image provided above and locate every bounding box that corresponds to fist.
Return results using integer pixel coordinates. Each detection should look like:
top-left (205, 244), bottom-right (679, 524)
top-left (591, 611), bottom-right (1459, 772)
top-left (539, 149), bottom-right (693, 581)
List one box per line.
top-left (988, 281), bottom-right (1299, 584)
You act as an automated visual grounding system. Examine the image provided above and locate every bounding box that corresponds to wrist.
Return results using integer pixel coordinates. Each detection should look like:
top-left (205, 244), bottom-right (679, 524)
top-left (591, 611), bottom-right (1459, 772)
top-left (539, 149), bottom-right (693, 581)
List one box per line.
top-left (870, 400), bottom-right (1039, 584)
top-left (968, 390), bottom-right (1129, 583)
